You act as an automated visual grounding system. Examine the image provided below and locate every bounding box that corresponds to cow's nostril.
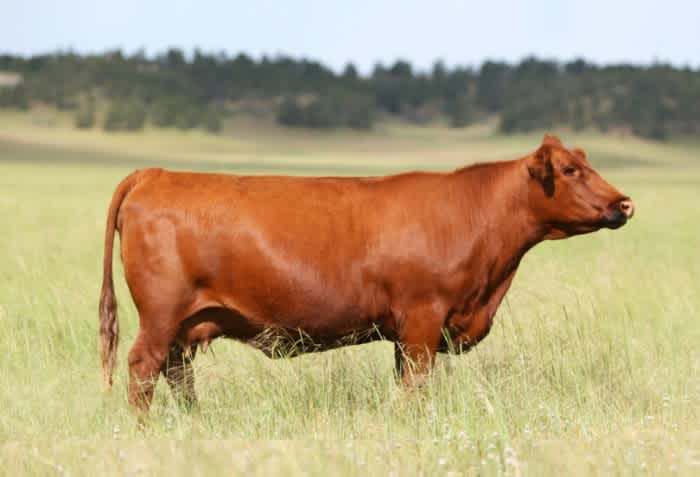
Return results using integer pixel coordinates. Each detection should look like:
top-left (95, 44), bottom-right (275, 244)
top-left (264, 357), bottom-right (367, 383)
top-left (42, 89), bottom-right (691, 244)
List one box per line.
top-left (619, 199), bottom-right (635, 219)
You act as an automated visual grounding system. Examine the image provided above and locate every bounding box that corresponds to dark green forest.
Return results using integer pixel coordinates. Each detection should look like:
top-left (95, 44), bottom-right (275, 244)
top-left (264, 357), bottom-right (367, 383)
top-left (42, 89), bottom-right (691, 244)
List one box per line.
top-left (1, 49), bottom-right (698, 139)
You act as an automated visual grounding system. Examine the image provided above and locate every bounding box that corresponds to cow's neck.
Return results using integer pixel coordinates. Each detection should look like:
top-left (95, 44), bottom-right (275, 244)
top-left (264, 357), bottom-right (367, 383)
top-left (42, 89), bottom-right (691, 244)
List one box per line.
top-left (449, 159), bottom-right (545, 290)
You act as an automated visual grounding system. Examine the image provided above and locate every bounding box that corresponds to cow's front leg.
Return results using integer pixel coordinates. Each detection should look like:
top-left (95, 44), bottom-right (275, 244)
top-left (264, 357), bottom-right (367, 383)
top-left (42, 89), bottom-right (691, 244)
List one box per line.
top-left (395, 303), bottom-right (446, 386)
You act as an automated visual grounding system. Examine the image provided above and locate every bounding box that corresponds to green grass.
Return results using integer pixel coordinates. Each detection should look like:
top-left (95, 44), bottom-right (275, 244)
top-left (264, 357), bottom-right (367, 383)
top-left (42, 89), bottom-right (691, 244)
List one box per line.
top-left (1, 117), bottom-right (699, 475)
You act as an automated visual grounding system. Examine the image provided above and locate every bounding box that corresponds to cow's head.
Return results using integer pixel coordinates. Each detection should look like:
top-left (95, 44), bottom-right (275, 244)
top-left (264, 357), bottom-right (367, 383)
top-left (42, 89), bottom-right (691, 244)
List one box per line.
top-left (526, 134), bottom-right (635, 239)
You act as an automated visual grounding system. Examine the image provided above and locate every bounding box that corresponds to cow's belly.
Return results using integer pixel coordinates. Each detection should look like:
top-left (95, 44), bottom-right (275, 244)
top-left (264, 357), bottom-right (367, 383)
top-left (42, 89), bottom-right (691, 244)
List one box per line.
top-left (177, 304), bottom-right (390, 358)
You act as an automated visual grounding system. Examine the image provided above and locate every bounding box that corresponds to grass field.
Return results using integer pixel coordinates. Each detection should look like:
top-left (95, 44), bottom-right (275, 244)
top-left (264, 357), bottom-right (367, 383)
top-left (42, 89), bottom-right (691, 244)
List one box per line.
top-left (1, 114), bottom-right (699, 476)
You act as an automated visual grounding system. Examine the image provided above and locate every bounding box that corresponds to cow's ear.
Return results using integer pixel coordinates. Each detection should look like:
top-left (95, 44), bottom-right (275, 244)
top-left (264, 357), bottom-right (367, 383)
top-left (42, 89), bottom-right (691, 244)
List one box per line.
top-left (528, 145), bottom-right (555, 197)
top-left (571, 147), bottom-right (591, 166)
top-left (542, 134), bottom-right (562, 147)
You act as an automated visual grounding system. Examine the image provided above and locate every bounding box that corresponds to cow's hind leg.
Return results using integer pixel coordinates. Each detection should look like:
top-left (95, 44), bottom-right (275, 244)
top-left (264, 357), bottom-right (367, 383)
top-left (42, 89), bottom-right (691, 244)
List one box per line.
top-left (394, 342), bottom-right (404, 381)
top-left (161, 343), bottom-right (198, 411)
top-left (127, 320), bottom-right (179, 419)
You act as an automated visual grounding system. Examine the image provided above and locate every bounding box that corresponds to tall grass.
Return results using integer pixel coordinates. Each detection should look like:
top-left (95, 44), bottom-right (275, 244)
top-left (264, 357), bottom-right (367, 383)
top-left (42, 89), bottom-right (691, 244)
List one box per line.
top-left (0, 127), bottom-right (699, 475)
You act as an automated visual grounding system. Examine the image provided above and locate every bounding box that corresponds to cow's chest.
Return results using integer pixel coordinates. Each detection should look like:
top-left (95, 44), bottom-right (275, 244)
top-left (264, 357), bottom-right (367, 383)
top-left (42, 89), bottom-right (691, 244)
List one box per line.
top-left (440, 268), bottom-right (518, 353)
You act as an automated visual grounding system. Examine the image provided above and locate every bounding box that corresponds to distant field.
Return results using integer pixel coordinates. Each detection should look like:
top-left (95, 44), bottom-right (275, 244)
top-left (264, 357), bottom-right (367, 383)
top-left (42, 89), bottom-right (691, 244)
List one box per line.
top-left (1, 114), bottom-right (699, 476)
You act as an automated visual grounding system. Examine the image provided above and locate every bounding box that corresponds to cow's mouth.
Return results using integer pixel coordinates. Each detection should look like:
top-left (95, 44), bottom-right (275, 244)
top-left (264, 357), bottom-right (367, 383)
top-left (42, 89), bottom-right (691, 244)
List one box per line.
top-left (602, 217), bottom-right (627, 229)
top-left (598, 209), bottom-right (629, 229)
top-left (557, 213), bottom-right (628, 235)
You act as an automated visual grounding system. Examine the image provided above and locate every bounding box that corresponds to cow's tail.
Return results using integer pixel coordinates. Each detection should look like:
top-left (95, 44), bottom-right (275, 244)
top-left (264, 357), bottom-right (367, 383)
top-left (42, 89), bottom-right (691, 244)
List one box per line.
top-left (99, 170), bottom-right (140, 391)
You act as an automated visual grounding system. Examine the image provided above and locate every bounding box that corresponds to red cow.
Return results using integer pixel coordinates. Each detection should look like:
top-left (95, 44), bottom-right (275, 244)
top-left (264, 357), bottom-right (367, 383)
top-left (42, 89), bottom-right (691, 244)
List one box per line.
top-left (99, 135), bottom-right (634, 414)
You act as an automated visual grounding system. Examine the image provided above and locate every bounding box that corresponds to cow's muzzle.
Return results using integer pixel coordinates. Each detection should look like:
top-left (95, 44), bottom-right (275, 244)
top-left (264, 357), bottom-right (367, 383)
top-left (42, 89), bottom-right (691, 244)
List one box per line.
top-left (601, 198), bottom-right (635, 229)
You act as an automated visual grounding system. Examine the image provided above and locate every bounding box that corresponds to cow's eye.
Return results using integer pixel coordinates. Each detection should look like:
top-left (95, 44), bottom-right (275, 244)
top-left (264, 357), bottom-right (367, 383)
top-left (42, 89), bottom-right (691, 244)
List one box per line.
top-left (562, 166), bottom-right (577, 176)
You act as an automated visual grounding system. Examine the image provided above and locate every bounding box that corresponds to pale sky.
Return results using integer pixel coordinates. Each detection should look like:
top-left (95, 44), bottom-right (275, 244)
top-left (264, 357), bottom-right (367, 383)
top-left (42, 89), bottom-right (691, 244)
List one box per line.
top-left (2, 0), bottom-right (698, 72)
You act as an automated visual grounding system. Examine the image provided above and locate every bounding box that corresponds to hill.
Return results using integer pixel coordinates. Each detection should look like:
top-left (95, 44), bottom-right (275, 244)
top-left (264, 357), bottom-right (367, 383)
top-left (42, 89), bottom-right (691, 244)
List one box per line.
top-left (1, 50), bottom-right (699, 139)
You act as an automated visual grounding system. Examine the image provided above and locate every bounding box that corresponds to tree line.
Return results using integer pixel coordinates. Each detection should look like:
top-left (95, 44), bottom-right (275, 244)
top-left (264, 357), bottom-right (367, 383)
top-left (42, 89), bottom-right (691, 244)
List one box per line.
top-left (0, 49), bottom-right (698, 139)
